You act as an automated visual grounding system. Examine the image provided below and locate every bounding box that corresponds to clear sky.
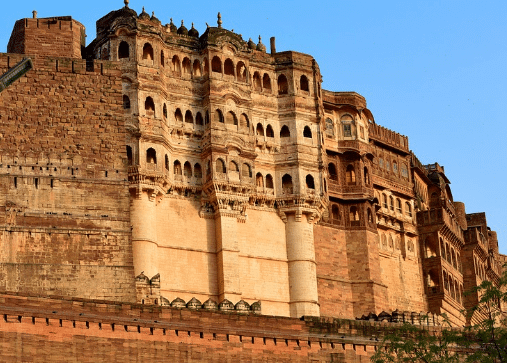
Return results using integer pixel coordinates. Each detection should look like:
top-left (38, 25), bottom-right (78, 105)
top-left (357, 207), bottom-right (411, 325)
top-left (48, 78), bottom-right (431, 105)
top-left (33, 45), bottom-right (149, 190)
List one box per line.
top-left (1, 1), bottom-right (506, 253)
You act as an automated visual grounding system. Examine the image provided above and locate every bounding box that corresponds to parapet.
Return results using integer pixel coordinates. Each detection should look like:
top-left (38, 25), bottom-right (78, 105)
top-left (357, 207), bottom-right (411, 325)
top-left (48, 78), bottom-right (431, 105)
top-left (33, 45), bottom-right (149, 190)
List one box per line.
top-left (7, 15), bottom-right (85, 59)
top-left (368, 123), bottom-right (409, 152)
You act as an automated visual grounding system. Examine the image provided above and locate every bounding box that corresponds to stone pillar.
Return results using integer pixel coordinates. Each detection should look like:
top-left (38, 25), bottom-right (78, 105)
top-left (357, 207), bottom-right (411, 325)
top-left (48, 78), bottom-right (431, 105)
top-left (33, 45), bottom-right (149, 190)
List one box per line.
top-left (215, 213), bottom-right (242, 302)
top-left (131, 190), bottom-right (158, 278)
top-left (285, 212), bottom-right (320, 317)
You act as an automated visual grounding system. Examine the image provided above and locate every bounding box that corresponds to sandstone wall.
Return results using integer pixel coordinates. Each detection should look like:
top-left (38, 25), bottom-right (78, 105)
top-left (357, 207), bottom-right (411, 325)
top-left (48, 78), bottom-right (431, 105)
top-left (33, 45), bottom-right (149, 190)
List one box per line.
top-left (0, 293), bottom-right (381, 363)
top-left (0, 53), bottom-right (135, 302)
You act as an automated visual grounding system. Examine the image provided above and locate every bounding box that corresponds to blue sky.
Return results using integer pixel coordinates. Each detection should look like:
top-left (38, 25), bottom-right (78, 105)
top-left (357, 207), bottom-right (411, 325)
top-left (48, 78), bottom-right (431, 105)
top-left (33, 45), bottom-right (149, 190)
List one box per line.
top-left (1, 1), bottom-right (506, 253)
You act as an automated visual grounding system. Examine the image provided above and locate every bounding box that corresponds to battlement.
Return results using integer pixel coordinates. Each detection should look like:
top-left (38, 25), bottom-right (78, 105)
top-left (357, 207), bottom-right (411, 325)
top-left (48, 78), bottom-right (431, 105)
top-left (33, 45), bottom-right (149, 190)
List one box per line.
top-left (368, 122), bottom-right (409, 152)
top-left (7, 15), bottom-right (85, 59)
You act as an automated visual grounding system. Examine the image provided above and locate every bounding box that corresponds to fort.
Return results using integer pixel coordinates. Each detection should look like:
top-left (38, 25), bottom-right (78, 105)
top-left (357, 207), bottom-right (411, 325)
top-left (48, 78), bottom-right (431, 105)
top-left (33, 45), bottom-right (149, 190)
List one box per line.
top-left (0, 2), bottom-right (505, 361)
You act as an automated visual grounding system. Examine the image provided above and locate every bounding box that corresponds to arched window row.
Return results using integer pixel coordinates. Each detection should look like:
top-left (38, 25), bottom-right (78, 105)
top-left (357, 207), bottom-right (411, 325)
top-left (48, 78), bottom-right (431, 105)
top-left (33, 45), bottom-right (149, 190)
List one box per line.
top-left (255, 123), bottom-right (281, 138)
top-left (134, 45), bottom-right (313, 97)
top-left (214, 158), bottom-right (253, 179)
top-left (255, 172), bottom-right (274, 189)
top-left (172, 159), bottom-right (203, 182)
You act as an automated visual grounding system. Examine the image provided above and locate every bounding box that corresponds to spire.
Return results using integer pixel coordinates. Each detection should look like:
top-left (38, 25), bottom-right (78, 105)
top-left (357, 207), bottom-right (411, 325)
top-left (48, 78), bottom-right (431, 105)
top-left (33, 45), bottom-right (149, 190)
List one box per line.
top-left (217, 12), bottom-right (222, 28)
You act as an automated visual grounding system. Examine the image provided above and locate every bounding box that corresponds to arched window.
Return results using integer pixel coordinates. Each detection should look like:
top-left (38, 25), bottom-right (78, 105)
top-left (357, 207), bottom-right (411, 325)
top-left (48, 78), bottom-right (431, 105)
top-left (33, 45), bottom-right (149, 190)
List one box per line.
top-left (242, 163), bottom-right (252, 178)
top-left (175, 108), bottom-right (183, 123)
top-left (266, 174), bottom-right (274, 188)
top-left (195, 112), bottom-right (203, 125)
top-left (341, 114), bottom-right (354, 138)
top-left (160, 50), bottom-right (165, 67)
top-left (224, 58), bottom-right (234, 76)
top-left (229, 161), bottom-right (239, 172)
top-left (396, 198), bottom-right (402, 213)
top-left (240, 114), bottom-right (249, 128)
top-left (165, 155), bottom-right (169, 170)
top-left (173, 160), bottom-right (182, 175)
top-left (253, 72), bottom-right (262, 91)
top-left (226, 111), bottom-right (237, 125)
top-left (349, 206), bottom-right (359, 222)
top-left (123, 95), bottom-right (130, 109)
top-left (282, 174), bottom-right (293, 192)
top-left (364, 167), bottom-right (370, 184)
top-left (118, 41), bottom-right (129, 59)
top-left (328, 163), bottom-right (337, 180)
top-left (280, 125), bottom-right (290, 138)
top-left (256, 123), bottom-right (264, 136)
top-left (205, 111), bottom-right (210, 125)
top-left (256, 172), bottom-right (264, 187)
top-left (194, 163), bottom-right (202, 179)
top-left (163, 104), bottom-right (167, 119)
top-left (325, 118), bottom-right (334, 137)
top-left (215, 109), bottom-right (224, 123)
top-left (146, 148), bottom-right (157, 164)
top-left (262, 73), bottom-right (271, 92)
top-left (126, 146), bottom-right (133, 165)
top-left (172, 55), bottom-right (181, 74)
top-left (142, 43), bottom-right (153, 60)
top-left (393, 162), bottom-right (398, 174)
top-left (306, 174), bottom-right (315, 189)
top-left (216, 158), bottom-right (226, 173)
top-left (405, 202), bottom-right (412, 217)
top-left (300, 75), bottom-right (309, 92)
top-left (266, 125), bottom-right (274, 138)
top-left (182, 57), bottom-right (191, 75)
top-left (367, 208), bottom-right (373, 224)
top-left (389, 196), bottom-right (394, 211)
top-left (303, 126), bottom-right (312, 138)
top-left (236, 61), bottom-right (246, 82)
top-left (145, 97), bottom-right (155, 116)
top-left (401, 164), bottom-right (409, 178)
top-left (211, 56), bottom-right (221, 73)
top-left (184, 162), bottom-right (192, 178)
top-left (185, 110), bottom-right (193, 124)
top-left (331, 205), bottom-right (340, 221)
top-left (203, 57), bottom-right (209, 74)
top-left (345, 165), bottom-right (356, 185)
top-left (193, 59), bottom-right (202, 77)
top-left (278, 74), bottom-right (288, 95)
top-left (382, 194), bottom-right (388, 209)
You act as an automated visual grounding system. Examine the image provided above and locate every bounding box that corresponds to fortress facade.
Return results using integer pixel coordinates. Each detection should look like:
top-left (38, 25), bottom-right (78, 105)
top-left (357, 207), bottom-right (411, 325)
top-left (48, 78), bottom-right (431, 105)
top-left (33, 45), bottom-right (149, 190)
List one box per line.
top-left (0, 3), bottom-right (505, 361)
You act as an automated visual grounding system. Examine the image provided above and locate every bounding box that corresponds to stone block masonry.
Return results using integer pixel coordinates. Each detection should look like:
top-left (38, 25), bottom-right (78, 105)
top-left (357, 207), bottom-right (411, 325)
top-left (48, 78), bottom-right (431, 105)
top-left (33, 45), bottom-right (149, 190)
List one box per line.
top-left (0, 53), bottom-right (135, 303)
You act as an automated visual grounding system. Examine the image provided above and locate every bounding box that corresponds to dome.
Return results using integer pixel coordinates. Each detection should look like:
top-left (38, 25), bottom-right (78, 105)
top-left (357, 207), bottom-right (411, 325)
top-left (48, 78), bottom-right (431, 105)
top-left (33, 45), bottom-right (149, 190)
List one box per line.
top-left (150, 11), bottom-right (160, 24)
top-left (248, 38), bottom-right (256, 50)
top-left (138, 7), bottom-right (150, 21)
top-left (177, 20), bottom-right (188, 35)
top-left (188, 23), bottom-right (199, 38)
top-left (256, 36), bottom-right (266, 52)
top-left (169, 18), bottom-right (177, 33)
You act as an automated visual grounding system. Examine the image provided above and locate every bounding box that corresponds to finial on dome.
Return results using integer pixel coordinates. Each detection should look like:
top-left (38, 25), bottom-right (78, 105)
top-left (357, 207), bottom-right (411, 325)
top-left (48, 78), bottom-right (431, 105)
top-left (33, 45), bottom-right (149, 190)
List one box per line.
top-left (152, 11), bottom-right (155, 17)
top-left (124, 0), bottom-right (129, 8)
top-left (32, 10), bottom-right (37, 19)
top-left (181, 20), bottom-right (184, 26)
top-left (258, 35), bottom-right (262, 43)
top-left (142, 6), bottom-right (145, 12)
top-left (206, 22), bottom-right (209, 29)
top-left (217, 12), bottom-right (222, 28)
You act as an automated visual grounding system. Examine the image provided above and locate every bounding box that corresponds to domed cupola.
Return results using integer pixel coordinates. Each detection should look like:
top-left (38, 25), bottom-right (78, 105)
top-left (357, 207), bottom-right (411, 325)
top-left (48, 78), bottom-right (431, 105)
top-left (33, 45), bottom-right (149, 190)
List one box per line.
top-left (248, 38), bottom-right (256, 50)
top-left (188, 23), bottom-right (199, 38)
top-left (150, 11), bottom-right (160, 25)
top-left (169, 18), bottom-right (178, 33)
top-left (177, 20), bottom-right (188, 35)
top-left (138, 7), bottom-right (150, 21)
top-left (256, 35), bottom-right (266, 52)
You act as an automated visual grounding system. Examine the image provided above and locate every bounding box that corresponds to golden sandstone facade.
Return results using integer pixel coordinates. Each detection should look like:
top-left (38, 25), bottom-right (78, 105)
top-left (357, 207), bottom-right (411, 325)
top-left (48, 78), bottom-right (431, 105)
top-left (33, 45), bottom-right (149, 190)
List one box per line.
top-left (0, 3), bottom-right (505, 361)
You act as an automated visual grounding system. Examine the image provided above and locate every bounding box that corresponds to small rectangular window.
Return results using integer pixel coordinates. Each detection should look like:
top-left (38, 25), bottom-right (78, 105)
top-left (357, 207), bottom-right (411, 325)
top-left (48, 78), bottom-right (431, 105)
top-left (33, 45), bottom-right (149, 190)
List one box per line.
top-left (34, 178), bottom-right (38, 189)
